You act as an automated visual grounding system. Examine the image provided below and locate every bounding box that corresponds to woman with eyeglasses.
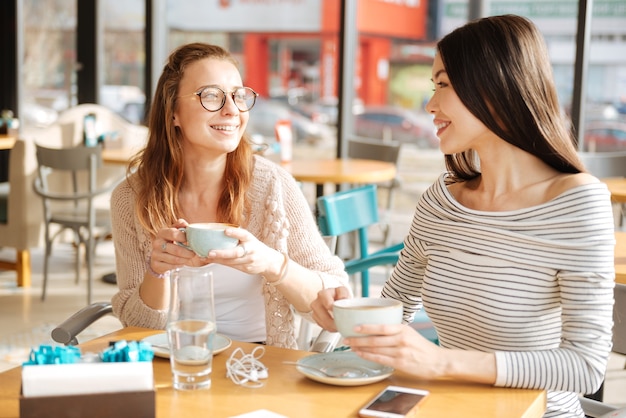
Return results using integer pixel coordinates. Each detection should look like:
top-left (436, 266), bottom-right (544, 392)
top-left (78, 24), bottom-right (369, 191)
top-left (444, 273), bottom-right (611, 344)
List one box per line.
top-left (311, 15), bottom-right (615, 417)
top-left (110, 43), bottom-right (348, 348)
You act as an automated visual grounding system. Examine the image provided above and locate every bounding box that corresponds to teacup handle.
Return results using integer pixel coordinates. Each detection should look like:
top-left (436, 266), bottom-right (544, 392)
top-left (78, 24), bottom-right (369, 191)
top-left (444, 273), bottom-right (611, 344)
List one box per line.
top-left (174, 227), bottom-right (193, 252)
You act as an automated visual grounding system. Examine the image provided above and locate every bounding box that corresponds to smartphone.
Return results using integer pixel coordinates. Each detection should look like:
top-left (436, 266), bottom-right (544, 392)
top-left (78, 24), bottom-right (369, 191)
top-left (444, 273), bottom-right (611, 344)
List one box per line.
top-left (358, 385), bottom-right (430, 418)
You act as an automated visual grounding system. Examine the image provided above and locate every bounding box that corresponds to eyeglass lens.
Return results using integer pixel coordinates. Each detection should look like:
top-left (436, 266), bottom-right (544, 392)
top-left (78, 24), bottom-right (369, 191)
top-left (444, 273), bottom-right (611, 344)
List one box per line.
top-left (198, 87), bottom-right (257, 112)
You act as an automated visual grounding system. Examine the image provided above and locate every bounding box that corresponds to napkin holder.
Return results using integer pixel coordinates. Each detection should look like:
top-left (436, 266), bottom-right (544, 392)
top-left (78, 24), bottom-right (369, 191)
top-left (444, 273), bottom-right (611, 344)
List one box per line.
top-left (20, 362), bottom-right (155, 418)
top-left (20, 389), bottom-right (155, 418)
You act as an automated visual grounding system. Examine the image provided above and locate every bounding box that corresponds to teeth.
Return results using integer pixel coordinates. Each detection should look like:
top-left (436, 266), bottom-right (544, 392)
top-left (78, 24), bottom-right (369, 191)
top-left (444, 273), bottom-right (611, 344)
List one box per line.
top-left (435, 122), bottom-right (450, 130)
top-left (212, 125), bottom-right (238, 131)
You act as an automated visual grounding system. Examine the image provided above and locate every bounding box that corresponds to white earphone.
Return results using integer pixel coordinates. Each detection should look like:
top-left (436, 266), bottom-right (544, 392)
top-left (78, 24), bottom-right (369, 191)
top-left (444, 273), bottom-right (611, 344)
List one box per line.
top-left (226, 346), bottom-right (268, 388)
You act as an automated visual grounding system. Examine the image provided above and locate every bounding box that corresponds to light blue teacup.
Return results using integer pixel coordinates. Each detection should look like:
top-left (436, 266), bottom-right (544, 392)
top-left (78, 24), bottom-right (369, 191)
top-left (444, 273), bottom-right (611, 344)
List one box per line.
top-left (177, 223), bottom-right (239, 257)
top-left (333, 298), bottom-right (403, 338)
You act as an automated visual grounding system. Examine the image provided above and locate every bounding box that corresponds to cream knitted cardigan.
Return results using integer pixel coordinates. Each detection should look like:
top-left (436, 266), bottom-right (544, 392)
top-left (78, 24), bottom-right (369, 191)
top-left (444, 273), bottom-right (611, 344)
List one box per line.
top-left (110, 155), bottom-right (349, 349)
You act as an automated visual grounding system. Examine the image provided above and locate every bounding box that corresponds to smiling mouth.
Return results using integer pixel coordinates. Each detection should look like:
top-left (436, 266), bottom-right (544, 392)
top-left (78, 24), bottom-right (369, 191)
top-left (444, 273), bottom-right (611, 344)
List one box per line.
top-left (212, 125), bottom-right (238, 131)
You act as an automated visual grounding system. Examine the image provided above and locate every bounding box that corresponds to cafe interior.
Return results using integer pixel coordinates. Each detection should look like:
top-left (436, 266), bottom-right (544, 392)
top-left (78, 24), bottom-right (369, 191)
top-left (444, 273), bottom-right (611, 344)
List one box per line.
top-left (1, 0), bottom-right (626, 417)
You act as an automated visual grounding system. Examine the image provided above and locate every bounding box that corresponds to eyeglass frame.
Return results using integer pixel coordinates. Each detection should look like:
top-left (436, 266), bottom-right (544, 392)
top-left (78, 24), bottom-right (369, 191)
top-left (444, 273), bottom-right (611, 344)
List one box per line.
top-left (179, 85), bottom-right (259, 113)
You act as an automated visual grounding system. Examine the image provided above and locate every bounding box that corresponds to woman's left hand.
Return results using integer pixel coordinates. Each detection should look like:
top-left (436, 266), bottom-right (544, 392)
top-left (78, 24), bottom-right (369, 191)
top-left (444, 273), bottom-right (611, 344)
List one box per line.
top-left (203, 226), bottom-right (284, 278)
top-left (344, 324), bottom-right (445, 380)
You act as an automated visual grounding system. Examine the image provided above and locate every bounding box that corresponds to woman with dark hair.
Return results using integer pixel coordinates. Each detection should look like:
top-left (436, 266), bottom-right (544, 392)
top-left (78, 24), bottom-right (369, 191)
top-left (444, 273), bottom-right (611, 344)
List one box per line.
top-left (312, 15), bottom-right (615, 417)
top-left (110, 43), bottom-right (348, 348)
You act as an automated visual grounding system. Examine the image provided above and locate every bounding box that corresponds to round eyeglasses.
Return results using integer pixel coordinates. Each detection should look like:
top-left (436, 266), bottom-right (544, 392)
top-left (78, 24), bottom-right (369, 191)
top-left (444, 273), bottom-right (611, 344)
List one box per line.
top-left (187, 86), bottom-right (258, 112)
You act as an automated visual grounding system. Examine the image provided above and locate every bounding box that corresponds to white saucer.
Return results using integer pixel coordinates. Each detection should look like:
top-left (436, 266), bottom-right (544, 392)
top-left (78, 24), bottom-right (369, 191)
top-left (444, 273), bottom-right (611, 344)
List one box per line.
top-left (295, 351), bottom-right (393, 386)
top-left (142, 332), bottom-right (232, 359)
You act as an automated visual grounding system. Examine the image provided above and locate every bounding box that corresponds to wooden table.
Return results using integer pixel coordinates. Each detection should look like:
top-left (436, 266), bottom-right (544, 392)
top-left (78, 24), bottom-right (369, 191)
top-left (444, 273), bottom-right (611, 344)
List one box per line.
top-left (601, 177), bottom-right (626, 230)
top-left (101, 147), bottom-right (141, 166)
top-left (280, 158), bottom-right (397, 198)
top-left (103, 147), bottom-right (398, 199)
top-left (603, 177), bottom-right (626, 204)
top-left (0, 327), bottom-right (545, 418)
top-left (0, 134), bottom-right (16, 150)
top-left (616, 231), bottom-right (626, 285)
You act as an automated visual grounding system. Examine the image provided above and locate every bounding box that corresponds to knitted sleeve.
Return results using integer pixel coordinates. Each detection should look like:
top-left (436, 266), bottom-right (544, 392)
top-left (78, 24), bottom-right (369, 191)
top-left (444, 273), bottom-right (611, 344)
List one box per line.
top-left (110, 178), bottom-right (168, 329)
top-left (247, 156), bottom-right (348, 290)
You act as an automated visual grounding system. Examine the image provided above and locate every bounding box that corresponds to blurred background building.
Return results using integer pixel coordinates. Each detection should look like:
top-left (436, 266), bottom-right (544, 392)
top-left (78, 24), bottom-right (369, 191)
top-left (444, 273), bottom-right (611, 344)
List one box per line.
top-left (1, 0), bottom-right (625, 151)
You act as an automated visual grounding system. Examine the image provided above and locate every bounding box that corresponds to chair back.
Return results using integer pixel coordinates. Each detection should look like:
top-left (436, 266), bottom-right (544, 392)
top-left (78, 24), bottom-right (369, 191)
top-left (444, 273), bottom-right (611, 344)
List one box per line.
top-left (35, 144), bottom-right (103, 172)
top-left (317, 184), bottom-right (379, 250)
top-left (578, 151), bottom-right (626, 178)
top-left (347, 137), bottom-right (401, 166)
top-left (347, 137), bottom-right (402, 245)
top-left (33, 144), bottom-right (104, 228)
top-left (57, 103), bottom-right (148, 150)
top-left (317, 184), bottom-right (396, 296)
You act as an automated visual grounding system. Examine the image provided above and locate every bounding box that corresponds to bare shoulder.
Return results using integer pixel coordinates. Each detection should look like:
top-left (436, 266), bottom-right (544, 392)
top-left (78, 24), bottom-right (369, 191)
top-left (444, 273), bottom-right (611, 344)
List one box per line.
top-left (549, 172), bottom-right (602, 197)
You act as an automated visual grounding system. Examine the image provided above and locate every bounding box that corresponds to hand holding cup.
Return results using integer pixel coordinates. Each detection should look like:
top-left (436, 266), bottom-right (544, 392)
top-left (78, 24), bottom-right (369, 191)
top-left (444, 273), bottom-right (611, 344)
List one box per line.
top-left (177, 223), bottom-right (239, 257)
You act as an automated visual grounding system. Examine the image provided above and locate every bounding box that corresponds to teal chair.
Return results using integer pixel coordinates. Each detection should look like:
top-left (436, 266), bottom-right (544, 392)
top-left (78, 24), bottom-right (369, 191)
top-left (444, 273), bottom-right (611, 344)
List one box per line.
top-left (316, 184), bottom-right (438, 344)
top-left (316, 184), bottom-right (403, 297)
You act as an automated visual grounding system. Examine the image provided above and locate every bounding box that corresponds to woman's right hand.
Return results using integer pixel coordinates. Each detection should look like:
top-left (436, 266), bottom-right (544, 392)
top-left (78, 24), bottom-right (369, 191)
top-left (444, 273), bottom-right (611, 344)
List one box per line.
top-left (151, 219), bottom-right (202, 275)
top-left (310, 286), bottom-right (352, 332)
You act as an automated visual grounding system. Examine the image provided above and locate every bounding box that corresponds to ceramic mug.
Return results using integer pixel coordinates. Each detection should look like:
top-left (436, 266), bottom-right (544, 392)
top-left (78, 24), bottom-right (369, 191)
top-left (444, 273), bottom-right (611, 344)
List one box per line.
top-left (177, 223), bottom-right (239, 257)
top-left (333, 297), bottom-right (403, 338)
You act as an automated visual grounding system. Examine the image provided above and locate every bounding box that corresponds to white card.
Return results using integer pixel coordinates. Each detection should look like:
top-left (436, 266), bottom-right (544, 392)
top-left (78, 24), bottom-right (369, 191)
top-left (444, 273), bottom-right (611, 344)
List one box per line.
top-left (229, 410), bottom-right (288, 418)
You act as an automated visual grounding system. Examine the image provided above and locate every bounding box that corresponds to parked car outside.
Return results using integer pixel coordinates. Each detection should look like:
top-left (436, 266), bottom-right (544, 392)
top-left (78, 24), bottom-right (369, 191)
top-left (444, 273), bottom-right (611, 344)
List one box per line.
top-left (583, 120), bottom-right (626, 152)
top-left (354, 105), bottom-right (437, 148)
top-left (118, 101), bottom-right (145, 125)
top-left (246, 98), bottom-right (334, 146)
top-left (100, 85), bottom-right (146, 125)
top-left (292, 97), bottom-right (338, 126)
top-left (292, 97), bottom-right (364, 126)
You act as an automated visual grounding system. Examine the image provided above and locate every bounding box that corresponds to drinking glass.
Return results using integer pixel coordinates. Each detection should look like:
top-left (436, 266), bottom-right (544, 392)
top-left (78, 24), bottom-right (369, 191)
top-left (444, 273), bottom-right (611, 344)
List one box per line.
top-left (167, 265), bottom-right (216, 390)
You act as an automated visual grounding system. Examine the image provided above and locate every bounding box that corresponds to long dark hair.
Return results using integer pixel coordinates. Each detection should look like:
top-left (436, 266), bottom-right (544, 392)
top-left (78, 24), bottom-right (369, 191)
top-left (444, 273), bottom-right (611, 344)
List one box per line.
top-left (437, 14), bottom-right (584, 180)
